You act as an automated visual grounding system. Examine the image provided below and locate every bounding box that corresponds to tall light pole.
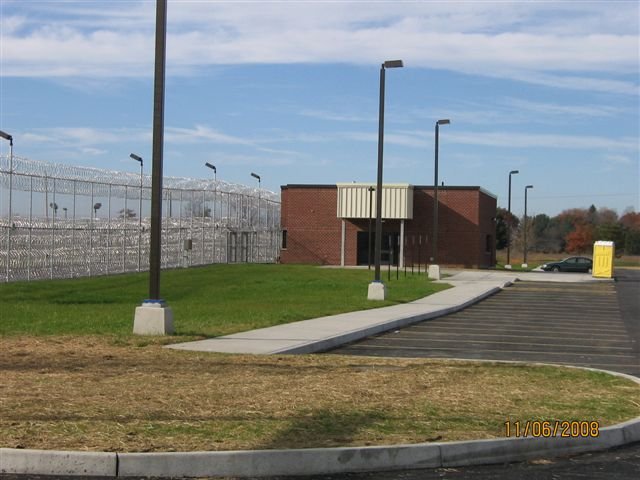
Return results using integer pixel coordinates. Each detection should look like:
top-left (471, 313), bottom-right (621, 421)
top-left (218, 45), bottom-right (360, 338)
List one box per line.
top-left (205, 163), bottom-right (217, 262)
top-left (251, 173), bottom-right (261, 262)
top-left (205, 162), bottom-right (217, 182)
top-left (130, 153), bottom-right (143, 272)
top-left (506, 169), bottom-right (519, 268)
top-left (523, 185), bottom-right (533, 267)
top-left (0, 130), bottom-right (13, 282)
top-left (133, 0), bottom-right (173, 335)
top-left (431, 119), bottom-right (450, 264)
top-left (368, 186), bottom-right (374, 269)
top-left (505, 170), bottom-right (520, 268)
top-left (148, 0), bottom-right (167, 302)
top-left (369, 59), bottom-right (403, 300)
top-left (251, 172), bottom-right (261, 189)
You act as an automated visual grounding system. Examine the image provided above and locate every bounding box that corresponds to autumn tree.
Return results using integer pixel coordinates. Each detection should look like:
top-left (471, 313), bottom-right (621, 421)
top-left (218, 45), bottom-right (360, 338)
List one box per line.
top-left (502, 205), bottom-right (639, 255)
top-left (495, 207), bottom-right (519, 250)
top-left (620, 211), bottom-right (640, 254)
top-left (565, 223), bottom-right (594, 254)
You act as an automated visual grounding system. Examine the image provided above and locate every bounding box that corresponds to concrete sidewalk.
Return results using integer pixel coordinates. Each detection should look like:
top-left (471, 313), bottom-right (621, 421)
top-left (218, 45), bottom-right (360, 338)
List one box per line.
top-left (167, 269), bottom-right (609, 355)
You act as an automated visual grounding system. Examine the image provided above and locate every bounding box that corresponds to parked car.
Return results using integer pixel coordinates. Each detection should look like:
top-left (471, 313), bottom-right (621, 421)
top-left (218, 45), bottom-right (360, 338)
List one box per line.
top-left (541, 256), bottom-right (593, 273)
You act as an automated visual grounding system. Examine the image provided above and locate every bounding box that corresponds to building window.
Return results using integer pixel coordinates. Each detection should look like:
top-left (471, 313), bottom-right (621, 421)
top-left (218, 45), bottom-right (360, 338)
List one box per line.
top-left (282, 229), bottom-right (288, 249)
top-left (486, 234), bottom-right (493, 253)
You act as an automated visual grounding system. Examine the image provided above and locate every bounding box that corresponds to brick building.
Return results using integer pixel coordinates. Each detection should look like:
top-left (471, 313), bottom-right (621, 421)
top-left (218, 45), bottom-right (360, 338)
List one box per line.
top-left (280, 183), bottom-right (497, 268)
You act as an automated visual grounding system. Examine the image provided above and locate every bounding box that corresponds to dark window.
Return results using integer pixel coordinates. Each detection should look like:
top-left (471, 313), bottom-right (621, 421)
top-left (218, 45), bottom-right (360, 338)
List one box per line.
top-left (282, 229), bottom-right (288, 249)
top-left (485, 234), bottom-right (493, 253)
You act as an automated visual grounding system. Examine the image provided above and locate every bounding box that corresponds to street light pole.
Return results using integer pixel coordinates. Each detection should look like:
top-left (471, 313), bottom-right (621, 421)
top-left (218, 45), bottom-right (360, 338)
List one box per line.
top-left (205, 162), bottom-right (217, 182)
top-left (148, 0), bottom-right (167, 302)
top-left (506, 170), bottom-right (519, 268)
top-left (431, 119), bottom-right (450, 265)
top-left (130, 153), bottom-right (143, 272)
top-left (523, 185), bottom-right (533, 267)
top-left (133, 0), bottom-right (173, 335)
top-left (251, 172), bottom-right (261, 189)
top-left (368, 186), bottom-right (374, 270)
top-left (1, 130), bottom-right (14, 282)
top-left (369, 60), bottom-right (403, 301)
top-left (251, 173), bottom-right (261, 262)
top-left (205, 163), bottom-right (217, 262)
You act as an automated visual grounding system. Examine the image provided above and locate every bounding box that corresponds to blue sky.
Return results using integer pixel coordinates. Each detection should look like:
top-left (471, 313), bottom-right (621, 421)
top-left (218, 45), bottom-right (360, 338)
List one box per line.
top-left (0, 0), bottom-right (638, 217)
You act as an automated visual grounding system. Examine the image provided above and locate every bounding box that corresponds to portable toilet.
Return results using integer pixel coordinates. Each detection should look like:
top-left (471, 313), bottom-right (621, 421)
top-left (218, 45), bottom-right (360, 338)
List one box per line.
top-left (592, 241), bottom-right (615, 278)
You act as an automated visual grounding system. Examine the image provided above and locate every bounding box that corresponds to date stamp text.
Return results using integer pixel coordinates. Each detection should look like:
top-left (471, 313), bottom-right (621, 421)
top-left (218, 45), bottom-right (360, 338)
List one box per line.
top-left (504, 420), bottom-right (600, 438)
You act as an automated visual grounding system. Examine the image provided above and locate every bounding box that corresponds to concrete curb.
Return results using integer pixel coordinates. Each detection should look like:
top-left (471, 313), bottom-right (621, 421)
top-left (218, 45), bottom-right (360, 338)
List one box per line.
top-left (274, 282), bottom-right (511, 354)
top-left (0, 449), bottom-right (116, 476)
top-left (2, 363), bottom-right (639, 478)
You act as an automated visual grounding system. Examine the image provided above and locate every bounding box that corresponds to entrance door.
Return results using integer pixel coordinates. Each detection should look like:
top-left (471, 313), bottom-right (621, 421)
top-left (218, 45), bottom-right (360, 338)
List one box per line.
top-left (382, 233), bottom-right (400, 266)
top-left (357, 232), bottom-right (371, 266)
top-left (357, 231), bottom-right (399, 266)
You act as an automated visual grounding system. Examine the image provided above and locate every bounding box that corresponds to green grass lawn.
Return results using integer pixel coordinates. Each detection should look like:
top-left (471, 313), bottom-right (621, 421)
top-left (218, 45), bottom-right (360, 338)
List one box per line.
top-left (0, 264), bottom-right (449, 337)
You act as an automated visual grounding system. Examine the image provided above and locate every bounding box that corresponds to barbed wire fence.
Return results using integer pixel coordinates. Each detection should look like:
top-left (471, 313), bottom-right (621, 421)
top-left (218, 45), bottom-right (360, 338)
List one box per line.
top-left (0, 155), bottom-right (281, 283)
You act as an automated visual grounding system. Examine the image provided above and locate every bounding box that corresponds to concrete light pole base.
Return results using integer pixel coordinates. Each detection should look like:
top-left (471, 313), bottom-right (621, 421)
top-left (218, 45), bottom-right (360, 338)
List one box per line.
top-left (133, 300), bottom-right (174, 335)
top-left (428, 264), bottom-right (441, 280)
top-left (504, 264), bottom-right (513, 270)
top-left (367, 281), bottom-right (386, 301)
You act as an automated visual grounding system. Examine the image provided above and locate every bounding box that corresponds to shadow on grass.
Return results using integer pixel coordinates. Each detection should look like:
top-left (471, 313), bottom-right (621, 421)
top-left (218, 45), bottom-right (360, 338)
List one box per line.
top-left (256, 409), bottom-right (387, 450)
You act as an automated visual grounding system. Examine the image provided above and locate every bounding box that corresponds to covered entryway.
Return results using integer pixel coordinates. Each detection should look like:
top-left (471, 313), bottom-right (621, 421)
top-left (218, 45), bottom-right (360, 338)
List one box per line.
top-left (357, 231), bottom-right (400, 266)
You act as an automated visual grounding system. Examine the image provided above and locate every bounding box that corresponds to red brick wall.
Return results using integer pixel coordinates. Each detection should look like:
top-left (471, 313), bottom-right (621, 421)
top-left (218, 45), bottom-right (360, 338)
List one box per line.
top-left (406, 188), bottom-right (484, 267)
top-left (478, 190), bottom-right (498, 267)
top-left (280, 185), bottom-right (496, 268)
top-left (280, 186), bottom-right (342, 265)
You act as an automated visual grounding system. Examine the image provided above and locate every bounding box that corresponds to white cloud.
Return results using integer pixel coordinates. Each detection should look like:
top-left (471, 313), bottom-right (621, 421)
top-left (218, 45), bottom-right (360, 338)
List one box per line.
top-left (449, 131), bottom-right (639, 151)
top-left (1, 1), bottom-right (637, 95)
top-left (605, 154), bottom-right (634, 165)
top-left (299, 109), bottom-right (374, 123)
top-left (21, 127), bottom-right (131, 146)
top-left (502, 98), bottom-right (625, 118)
top-left (338, 127), bottom-right (639, 152)
top-left (204, 152), bottom-right (295, 167)
top-left (81, 147), bottom-right (107, 156)
top-left (164, 125), bottom-right (251, 146)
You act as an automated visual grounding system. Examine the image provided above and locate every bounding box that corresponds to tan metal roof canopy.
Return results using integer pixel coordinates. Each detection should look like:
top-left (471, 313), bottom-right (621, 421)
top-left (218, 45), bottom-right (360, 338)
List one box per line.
top-left (336, 183), bottom-right (413, 219)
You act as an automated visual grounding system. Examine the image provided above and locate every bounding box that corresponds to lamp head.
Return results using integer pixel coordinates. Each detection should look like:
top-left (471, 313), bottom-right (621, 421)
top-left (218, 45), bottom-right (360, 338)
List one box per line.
top-left (0, 130), bottom-right (13, 144)
top-left (205, 162), bottom-right (216, 173)
top-left (130, 153), bottom-right (143, 165)
top-left (437, 119), bottom-right (450, 126)
top-left (383, 60), bottom-right (404, 69)
top-left (510, 170), bottom-right (519, 175)
top-left (526, 185), bottom-right (534, 190)
top-left (251, 172), bottom-right (261, 181)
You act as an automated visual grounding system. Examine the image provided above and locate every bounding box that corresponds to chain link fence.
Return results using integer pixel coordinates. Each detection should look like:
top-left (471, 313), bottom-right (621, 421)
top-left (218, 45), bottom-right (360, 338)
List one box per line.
top-left (0, 156), bottom-right (281, 282)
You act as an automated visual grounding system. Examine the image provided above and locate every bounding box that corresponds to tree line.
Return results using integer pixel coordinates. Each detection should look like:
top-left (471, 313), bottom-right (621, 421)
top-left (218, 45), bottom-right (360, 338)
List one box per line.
top-left (496, 205), bottom-right (640, 256)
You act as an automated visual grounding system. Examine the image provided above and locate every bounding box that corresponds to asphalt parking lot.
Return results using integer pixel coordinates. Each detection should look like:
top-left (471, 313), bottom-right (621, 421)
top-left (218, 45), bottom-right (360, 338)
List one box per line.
top-left (322, 269), bottom-right (640, 479)
top-left (332, 274), bottom-right (639, 376)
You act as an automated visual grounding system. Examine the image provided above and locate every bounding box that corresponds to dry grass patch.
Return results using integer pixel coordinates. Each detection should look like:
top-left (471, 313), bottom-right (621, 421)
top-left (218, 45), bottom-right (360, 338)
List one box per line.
top-left (1, 336), bottom-right (639, 452)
